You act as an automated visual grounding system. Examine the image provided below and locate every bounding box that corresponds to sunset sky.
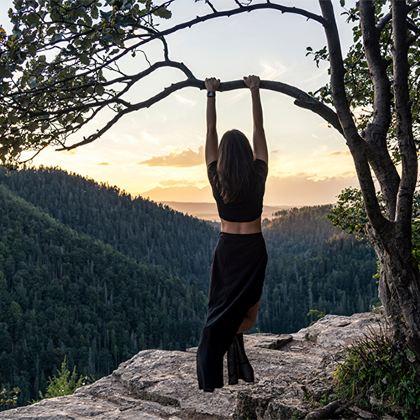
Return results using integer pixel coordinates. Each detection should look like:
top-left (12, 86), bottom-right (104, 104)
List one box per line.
top-left (1, 0), bottom-right (365, 206)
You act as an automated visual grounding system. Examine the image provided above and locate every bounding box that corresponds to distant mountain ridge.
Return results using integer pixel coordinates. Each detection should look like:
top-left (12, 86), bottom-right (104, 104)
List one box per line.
top-left (158, 201), bottom-right (291, 221)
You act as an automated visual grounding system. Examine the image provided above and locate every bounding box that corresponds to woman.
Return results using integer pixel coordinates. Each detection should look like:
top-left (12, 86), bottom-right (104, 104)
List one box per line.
top-left (196, 75), bottom-right (269, 392)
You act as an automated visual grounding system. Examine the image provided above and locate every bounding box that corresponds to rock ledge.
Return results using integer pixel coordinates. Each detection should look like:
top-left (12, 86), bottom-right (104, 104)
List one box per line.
top-left (0, 310), bottom-right (386, 419)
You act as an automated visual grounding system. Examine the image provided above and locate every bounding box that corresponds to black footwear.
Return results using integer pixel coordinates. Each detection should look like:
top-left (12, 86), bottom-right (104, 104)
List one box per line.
top-left (235, 333), bottom-right (254, 383)
top-left (227, 337), bottom-right (239, 385)
top-left (203, 387), bottom-right (215, 392)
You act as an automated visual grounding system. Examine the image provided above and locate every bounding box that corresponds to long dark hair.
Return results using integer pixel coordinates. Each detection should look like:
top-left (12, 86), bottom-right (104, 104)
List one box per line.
top-left (214, 129), bottom-right (254, 204)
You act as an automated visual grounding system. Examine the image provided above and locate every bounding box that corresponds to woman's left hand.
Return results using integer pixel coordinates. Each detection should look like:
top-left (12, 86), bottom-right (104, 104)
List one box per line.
top-left (205, 77), bottom-right (220, 92)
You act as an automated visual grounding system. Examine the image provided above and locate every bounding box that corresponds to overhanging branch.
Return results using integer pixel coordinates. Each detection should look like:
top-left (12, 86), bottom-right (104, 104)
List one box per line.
top-left (55, 78), bottom-right (341, 151)
top-left (5, 1), bottom-right (326, 98)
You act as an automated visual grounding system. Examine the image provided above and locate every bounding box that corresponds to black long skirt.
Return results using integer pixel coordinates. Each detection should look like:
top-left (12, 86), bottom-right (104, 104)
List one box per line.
top-left (196, 231), bottom-right (268, 391)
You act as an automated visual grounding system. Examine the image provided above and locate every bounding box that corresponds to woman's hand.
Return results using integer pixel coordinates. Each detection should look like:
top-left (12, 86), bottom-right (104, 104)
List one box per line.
top-left (243, 75), bottom-right (260, 90)
top-left (205, 77), bottom-right (220, 92)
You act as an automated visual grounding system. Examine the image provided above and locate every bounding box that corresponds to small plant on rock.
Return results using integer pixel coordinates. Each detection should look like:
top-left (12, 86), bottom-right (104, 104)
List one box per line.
top-left (0, 386), bottom-right (20, 411)
top-left (35, 356), bottom-right (91, 402)
top-left (332, 321), bottom-right (420, 419)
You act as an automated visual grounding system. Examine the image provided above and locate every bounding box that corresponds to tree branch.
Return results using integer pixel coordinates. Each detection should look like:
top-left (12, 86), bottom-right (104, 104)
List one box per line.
top-left (3, 2), bottom-right (326, 102)
top-left (392, 0), bottom-right (418, 238)
top-left (359, 0), bottom-right (400, 220)
top-left (19, 60), bottom-right (197, 118)
top-left (55, 78), bottom-right (341, 151)
top-left (318, 0), bottom-right (358, 139)
top-left (376, 1), bottom-right (420, 32)
top-left (205, 1), bottom-right (218, 13)
top-left (319, 0), bottom-right (391, 234)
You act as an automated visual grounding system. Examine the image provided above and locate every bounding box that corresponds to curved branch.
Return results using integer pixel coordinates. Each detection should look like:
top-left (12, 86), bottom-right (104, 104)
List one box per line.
top-left (55, 78), bottom-right (341, 151)
top-left (319, 0), bottom-right (391, 234)
top-left (22, 60), bottom-right (197, 118)
top-left (5, 1), bottom-right (326, 100)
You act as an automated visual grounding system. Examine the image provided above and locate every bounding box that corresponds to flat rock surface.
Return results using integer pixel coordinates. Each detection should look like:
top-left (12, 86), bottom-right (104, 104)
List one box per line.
top-left (0, 310), bottom-right (386, 419)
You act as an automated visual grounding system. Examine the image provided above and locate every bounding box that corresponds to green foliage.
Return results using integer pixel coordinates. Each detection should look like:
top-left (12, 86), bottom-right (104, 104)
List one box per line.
top-left (0, 386), bottom-right (20, 411)
top-left (306, 308), bottom-right (326, 325)
top-left (307, 2), bottom-right (419, 163)
top-left (0, 165), bottom-right (218, 290)
top-left (0, 177), bottom-right (208, 405)
top-left (0, 167), bottom-right (379, 406)
top-left (328, 187), bottom-right (420, 266)
top-left (0, 0), bottom-right (173, 165)
top-left (37, 356), bottom-right (90, 400)
top-left (262, 204), bottom-right (378, 333)
top-left (326, 187), bottom-right (370, 240)
top-left (333, 323), bottom-right (420, 419)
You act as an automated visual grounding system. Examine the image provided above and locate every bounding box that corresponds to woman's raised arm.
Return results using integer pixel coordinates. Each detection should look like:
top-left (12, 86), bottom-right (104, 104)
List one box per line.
top-left (204, 77), bottom-right (220, 166)
top-left (243, 75), bottom-right (268, 164)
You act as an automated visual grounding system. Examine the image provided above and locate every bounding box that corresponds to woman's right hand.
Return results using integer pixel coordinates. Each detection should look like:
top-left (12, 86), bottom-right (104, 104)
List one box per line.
top-left (205, 77), bottom-right (220, 92)
top-left (243, 75), bottom-right (260, 90)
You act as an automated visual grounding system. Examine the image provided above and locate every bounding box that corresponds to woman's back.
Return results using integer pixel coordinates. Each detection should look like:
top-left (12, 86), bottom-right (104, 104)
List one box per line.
top-left (207, 158), bottom-right (268, 223)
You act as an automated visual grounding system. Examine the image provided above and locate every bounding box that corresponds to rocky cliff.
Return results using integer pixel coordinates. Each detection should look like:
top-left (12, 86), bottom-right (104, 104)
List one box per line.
top-left (0, 310), bottom-right (391, 419)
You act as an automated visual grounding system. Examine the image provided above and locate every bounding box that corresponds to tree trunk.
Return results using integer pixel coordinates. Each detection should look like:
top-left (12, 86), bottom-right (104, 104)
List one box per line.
top-left (366, 223), bottom-right (420, 358)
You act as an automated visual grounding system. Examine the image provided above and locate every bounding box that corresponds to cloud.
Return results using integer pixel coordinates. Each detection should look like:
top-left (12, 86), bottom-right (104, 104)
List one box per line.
top-left (327, 150), bottom-right (351, 157)
top-left (140, 171), bottom-right (360, 206)
top-left (138, 145), bottom-right (204, 167)
top-left (265, 172), bottom-right (359, 206)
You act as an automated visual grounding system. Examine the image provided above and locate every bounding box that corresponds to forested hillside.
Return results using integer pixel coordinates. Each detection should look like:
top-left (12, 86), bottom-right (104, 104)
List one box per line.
top-left (260, 206), bottom-right (379, 332)
top-left (0, 166), bottom-right (378, 406)
top-left (0, 184), bottom-right (206, 405)
top-left (0, 166), bottom-right (217, 289)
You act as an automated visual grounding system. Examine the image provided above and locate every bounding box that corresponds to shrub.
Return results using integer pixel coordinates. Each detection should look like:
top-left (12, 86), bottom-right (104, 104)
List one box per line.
top-left (0, 386), bottom-right (20, 411)
top-left (332, 321), bottom-right (420, 419)
top-left (36, 356), bottom-right (91, 401)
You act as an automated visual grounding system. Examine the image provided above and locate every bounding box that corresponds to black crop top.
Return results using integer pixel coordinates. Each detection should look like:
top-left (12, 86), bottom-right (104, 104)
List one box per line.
top-left (207, 158), bottom-right (268, 222)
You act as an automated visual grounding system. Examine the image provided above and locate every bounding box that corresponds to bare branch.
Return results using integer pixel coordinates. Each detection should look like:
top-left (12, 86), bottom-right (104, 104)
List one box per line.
top-left (19, 60), bottom-right (197, 119)
top-left (205, 1), bottom-right (218, 13)
top-left (55, 78), bottom-right (341, 151)
top-left (234, 1), bottom-right (245, 8)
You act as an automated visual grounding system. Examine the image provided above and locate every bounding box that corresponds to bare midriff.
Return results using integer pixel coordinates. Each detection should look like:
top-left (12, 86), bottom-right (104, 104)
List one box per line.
top-left (220, 216), bottom-right (262, 234)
